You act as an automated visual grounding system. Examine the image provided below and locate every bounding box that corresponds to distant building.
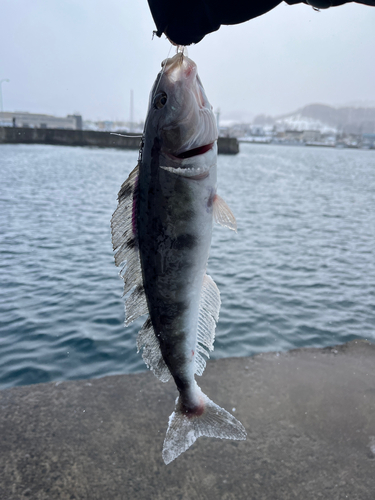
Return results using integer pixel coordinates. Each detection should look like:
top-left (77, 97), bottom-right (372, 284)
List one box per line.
top-left (362, 134), bottom-right (375, 149)
top-left (284, 130), bottom-right (304, 141)
top-left (0, 112), bottom-right (82, 130)
top-left (302, 130), bottom-right (321, 143)
top-left (277, 130), bottom-right (304, 143)
top-left (70, 114), bottom-right (82, 130)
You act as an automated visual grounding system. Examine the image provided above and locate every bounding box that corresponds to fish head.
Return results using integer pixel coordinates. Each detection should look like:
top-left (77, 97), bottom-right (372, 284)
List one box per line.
top-left (145, 53), bottom-right (218, 168)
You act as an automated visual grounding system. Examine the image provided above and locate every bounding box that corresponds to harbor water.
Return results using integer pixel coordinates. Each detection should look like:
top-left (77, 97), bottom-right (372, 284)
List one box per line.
top-left (0, 143), bottom-right (374, 390)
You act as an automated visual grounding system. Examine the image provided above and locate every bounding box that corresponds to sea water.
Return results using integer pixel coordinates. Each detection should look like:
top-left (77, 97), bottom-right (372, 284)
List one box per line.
top-left (0, 143), bottom-right (374, 389)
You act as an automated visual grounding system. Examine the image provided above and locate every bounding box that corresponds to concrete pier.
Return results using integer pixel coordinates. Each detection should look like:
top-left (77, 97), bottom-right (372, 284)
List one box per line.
top-left (216, 136), bottom-right (239, 154)
top-left (0, 126), bottom-right (141, 150)
top-left (1, 339), bottom-right (374, 500)
top-left (0, 127), bottom-right (239, 154)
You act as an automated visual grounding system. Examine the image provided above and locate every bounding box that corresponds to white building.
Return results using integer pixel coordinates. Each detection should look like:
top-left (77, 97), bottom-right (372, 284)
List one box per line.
top-left (0, 112), bottom-right (82, 130)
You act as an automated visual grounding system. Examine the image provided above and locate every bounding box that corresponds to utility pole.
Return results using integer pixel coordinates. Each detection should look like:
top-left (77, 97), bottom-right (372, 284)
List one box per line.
top-left (0, 79), bottom-right (10, 112)
top-left (215, 108), bottom-right (220, 134)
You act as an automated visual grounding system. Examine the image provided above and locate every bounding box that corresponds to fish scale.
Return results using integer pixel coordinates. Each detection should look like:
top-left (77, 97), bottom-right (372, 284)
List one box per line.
top-left (111, 51), bottom-right (245, 464)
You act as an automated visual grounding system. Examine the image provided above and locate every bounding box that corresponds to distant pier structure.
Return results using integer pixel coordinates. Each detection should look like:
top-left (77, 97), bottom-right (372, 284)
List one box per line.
top-left (217, 136), bottom-right (239, 154)
top-left (0, 126), bottom-right (239, 154)
top-left (0, 126), bottom-right (141, 150)
top-left (0, 111), bottom-right (82, 130)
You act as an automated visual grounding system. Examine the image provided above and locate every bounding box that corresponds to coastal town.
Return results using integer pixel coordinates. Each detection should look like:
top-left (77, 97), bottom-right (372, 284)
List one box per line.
top-left (220, 103), bottom-right (375, 149)
top-left (1, 103), bottom-right (375, 150)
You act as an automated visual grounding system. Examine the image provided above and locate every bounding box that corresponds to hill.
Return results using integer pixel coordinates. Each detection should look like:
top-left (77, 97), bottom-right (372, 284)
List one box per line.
top-left (254, 104), bottom-right (375, 134)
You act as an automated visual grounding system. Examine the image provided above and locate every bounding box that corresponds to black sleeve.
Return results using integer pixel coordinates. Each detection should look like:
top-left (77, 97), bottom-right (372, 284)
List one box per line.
top-left (147, 0), bottom-right (375, 46)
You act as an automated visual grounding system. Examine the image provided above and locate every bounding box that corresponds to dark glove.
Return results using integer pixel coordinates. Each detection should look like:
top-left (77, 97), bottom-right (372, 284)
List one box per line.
top-left (148, 0), bottom-right (375, 45)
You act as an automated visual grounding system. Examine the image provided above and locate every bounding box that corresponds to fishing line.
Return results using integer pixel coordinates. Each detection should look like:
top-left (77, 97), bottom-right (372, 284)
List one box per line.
top-left (110, 132), bottom-right (143, 138)
top-left (111, 45), bottom-right (177, 142)
top-left (110, 44), bottom-right (174, 141)
top-left (152, 42), bottom-right (173, 97)
top-left (176, 45), bottom-right (188, 57)
top-left (137, 41), bottom-right (174, 144)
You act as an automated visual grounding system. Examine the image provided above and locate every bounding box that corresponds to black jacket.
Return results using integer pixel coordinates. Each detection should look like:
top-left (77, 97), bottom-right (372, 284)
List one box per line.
top-left (148, 0), bottom-right (375, 45)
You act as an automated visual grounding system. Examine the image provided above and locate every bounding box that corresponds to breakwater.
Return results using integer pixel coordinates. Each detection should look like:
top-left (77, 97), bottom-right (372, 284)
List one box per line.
top-left (0, 126), bottom-right (239, 154)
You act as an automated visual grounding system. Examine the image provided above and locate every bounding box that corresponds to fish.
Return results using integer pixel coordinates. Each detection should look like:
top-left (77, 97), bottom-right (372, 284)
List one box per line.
top-left (111, 51), bottom-right (246, 464)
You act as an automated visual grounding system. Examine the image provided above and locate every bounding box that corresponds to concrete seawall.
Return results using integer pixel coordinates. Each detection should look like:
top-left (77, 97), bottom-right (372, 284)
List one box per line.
top-left (0, 127), bottom-right (239, 154)
top-left (1, 339), bottom-right (374, 499)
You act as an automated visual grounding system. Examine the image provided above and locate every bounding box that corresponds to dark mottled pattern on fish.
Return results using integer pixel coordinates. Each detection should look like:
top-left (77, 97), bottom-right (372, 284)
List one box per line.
top-left (118, 182), bottom-right (133, 201)
top-left (111, 53), bottom-right (246, 464)
top-left (126, 237), bottom-right (136, 250)
top-left (171, 234), bottom-right (197, 250)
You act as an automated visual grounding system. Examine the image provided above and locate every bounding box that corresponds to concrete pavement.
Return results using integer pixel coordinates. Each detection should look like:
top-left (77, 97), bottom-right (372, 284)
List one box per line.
top-left (1, 339), bottom-right (374, 500)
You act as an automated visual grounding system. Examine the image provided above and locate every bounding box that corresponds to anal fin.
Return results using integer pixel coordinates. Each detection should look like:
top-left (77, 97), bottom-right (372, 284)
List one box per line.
top-left (137, 317), bottom-right (171, 383)
top-left (195, 274), bottom-right (221, 376)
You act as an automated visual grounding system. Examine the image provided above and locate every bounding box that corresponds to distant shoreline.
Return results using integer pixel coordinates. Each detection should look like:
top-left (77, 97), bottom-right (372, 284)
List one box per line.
top-left (238, 138), bottom-right (375, 150)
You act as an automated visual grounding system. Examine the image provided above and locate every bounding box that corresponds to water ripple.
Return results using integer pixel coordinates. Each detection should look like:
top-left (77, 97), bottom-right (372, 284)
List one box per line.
top-left (0, 143), bottom-right (374, 389)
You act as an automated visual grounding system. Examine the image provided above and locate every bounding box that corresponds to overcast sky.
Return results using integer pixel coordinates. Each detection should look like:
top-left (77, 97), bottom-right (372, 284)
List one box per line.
top-left (1, 1), bottom-right (374, 122)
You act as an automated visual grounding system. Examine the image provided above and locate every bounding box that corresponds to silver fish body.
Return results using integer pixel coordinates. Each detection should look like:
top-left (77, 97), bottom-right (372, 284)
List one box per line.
top-left (112, 52), bottom-right (246, 464)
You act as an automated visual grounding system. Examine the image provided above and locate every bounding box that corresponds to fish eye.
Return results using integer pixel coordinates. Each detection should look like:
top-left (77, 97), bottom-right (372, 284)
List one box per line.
top-left (153, 92), bottom-right (168, 110)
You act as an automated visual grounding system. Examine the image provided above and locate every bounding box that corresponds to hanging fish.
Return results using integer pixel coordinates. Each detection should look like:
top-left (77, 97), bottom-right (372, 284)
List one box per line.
top-left (111, 51), bottom-right (246, 464)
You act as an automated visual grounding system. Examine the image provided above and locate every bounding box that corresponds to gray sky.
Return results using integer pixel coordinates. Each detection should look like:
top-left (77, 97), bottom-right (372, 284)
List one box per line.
top-left (1, 0), bottom-right (374, 122)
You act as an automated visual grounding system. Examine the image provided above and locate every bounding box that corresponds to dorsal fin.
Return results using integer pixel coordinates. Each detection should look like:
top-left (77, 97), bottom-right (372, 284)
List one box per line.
top-left (194, 274), bottom-right (221, 376)
top-left (111, 163), bottom-right (171, 382)
top-left (111, 163), bottom-right (148, 325)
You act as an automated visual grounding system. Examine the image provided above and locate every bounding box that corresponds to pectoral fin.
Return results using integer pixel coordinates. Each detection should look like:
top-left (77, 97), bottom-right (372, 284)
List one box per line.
top-left (213, 194), bottom-right (237, 232)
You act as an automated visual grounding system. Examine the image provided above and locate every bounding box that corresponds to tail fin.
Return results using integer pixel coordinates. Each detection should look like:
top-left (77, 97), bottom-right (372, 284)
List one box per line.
top-left (162, 389), bottom-right (246, 464)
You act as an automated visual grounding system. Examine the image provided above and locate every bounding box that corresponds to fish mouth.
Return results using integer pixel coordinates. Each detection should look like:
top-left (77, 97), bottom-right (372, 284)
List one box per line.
top-left (175, 142), bottom-right (214, 159)
top-left (160, 141), bottom-right (216, 180)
